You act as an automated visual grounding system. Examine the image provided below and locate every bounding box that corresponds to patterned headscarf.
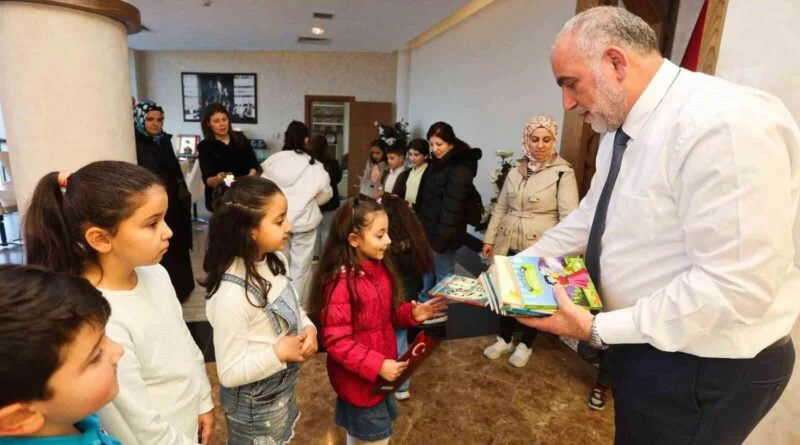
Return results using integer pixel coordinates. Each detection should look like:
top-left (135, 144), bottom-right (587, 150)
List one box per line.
top-left (133, 100), bottom-right (165, 142)
top-left (521, 115), bottom-right (559, 173)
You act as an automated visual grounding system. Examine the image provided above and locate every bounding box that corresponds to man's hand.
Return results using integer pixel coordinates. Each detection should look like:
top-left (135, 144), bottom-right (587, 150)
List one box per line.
top-left (515, 284), bottom-right (594, 341)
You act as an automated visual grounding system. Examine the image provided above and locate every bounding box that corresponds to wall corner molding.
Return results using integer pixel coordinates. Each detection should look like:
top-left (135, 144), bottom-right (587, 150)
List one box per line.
top-left (403, 0), bottom-right (496, 50)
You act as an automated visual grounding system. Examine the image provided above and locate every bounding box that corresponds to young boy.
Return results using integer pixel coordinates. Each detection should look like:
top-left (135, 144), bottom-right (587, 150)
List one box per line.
top-left (0, 265), bottom-right (124, 444)
top-left (382, 142), bottom-right (408, 195)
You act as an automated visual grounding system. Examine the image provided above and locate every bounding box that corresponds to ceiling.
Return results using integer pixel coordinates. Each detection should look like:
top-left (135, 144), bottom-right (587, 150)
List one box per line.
top-left (126, 0), bottom-right (471, 52)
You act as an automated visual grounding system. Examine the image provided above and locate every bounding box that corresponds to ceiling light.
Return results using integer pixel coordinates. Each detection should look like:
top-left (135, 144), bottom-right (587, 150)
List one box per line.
top-left (311, 27), bottom-right (325, 35)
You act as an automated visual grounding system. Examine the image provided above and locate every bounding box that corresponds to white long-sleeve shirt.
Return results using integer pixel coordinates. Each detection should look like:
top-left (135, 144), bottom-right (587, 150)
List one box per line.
top-left (206, 255), bottom-right (315, 388)
top-left (98, 265), bottom-right (213, 445)
top-left (521, 59), bottom-right (800, 358)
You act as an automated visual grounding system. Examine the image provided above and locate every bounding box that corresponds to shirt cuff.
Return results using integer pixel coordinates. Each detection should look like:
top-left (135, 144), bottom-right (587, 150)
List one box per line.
top-left (595, 308), bottom-right (647, 345)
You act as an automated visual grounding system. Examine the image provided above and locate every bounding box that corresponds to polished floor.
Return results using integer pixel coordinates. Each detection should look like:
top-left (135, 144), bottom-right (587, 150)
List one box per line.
top-left (206, 333), bottom-right (614, 445)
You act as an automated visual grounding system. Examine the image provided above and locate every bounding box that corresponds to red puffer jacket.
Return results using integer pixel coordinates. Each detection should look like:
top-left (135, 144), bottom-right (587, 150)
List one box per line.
top-left (321, 259), bottom-right (418, 407)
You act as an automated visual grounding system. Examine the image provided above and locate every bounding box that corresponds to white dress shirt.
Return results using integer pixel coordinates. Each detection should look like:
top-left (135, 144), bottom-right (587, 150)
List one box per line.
top-left (521, 59), bottom-right (800, 358)
top-left (383, 166), bottom-right (406, 195)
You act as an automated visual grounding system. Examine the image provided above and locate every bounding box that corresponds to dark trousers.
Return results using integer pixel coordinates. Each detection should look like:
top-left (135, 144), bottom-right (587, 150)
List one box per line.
top-left (160, 246), bottom-right (195, 303)
top-left (578, 341), bottom-right (613, 386)
top-left (612, 338), bottom-right (794, 445)
top-left (499, 315), bottom-right (539, 347)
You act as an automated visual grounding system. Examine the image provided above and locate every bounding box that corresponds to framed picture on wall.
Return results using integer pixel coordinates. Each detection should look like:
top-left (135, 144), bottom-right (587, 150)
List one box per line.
top-left (181, 72), bottom-right (257, 124)
top-left (175, 134), bottom-right (200, 157)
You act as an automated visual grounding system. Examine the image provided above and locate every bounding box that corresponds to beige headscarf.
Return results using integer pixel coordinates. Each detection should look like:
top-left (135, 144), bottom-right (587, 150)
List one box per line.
top-left (521, 115), bottom-right (559, 172)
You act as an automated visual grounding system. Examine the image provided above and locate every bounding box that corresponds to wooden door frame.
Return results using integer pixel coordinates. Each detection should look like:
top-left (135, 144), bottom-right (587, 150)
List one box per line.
top-left (304, 95), bottom-right (355, 129)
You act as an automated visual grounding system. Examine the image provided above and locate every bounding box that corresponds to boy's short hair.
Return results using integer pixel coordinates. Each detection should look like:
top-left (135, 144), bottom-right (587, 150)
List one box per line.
top-left (386, 143), bottom-right (407, 158)
top-left (0, 265), bottom-right (111, 407)
top-left (407, 138), bottom-right (430, 157)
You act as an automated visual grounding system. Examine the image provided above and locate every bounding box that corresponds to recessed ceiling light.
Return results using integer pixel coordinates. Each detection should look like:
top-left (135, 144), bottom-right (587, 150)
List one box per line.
top-left (311, 26), bottom-right (325, 35)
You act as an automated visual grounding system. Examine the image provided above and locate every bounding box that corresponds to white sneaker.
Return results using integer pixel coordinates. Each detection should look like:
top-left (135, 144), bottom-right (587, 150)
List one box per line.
top-left (422, 315), bottom-right (448, 325)
top-left (508, 343), bottom-right (533, 368)
top-left (483, 337), bottom-right (514, 360)
top-left (395, 390), bottom-right (410, 401)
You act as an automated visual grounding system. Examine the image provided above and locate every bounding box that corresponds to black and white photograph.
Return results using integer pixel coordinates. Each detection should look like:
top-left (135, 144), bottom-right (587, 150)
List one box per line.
top-left (181, 72), bottom-right (257, 123)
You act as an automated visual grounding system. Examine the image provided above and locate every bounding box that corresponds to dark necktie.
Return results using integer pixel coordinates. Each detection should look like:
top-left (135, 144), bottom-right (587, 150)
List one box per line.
top-left (584, 129), bottom-right (631, 289)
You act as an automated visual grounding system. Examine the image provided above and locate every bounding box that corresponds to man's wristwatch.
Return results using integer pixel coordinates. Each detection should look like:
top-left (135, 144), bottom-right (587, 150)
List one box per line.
top-left (589, 316), bottom-right (609, 350)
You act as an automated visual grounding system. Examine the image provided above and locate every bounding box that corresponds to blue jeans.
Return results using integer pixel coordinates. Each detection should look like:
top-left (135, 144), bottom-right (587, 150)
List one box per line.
top-left (433, 250), bottom-right (456, 282)
top-left (394, 328), bottom-right (410, 392)
top-left (417, 270), bottom-right (435, 303)
top-left (220, 364), bottom-right (300, 445)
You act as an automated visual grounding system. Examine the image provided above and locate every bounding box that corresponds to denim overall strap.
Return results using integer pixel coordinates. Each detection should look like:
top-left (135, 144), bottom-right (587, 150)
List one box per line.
top-left (221, 274), bottom-right (301, 336)
top-left (271, 281), bottom-right (301, 336)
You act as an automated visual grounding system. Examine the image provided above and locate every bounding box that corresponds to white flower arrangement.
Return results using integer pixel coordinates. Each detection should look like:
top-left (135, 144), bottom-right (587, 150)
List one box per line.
top-left (476, 149), bottom-right (518, 231)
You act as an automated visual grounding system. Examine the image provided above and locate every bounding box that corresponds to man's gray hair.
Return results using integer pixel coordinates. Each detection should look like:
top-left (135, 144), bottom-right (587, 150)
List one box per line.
top-left (554, 6), bottom-right (659, 59)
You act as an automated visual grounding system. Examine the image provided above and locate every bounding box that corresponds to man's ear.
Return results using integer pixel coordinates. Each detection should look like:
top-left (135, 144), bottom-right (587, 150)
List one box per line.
top-left (605, 45), bottom-right (629, 80)
top-left (84, 226), bottom-right (113, 254)
top-left (0, 404), bottom-right (45, 437)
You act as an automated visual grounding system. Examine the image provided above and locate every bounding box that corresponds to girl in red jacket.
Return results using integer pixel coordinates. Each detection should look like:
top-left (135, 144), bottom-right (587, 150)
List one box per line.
top-left (309, 197), bottom-right (446, 444)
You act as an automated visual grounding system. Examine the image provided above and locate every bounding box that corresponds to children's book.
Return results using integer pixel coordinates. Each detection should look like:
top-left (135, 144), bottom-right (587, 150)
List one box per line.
top-left (373, 331), bottom-right (442, 394)
top-left (485, 255), bottom-right (602, 317)
top-left (428, 274), bottom-right (487, 307)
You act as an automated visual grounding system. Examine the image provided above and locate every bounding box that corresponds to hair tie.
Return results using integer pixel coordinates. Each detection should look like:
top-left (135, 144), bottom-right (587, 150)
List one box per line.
top-left (57, 172), bottom-right (71, 189)
top-left (223, 174), bottom-right (235, 187)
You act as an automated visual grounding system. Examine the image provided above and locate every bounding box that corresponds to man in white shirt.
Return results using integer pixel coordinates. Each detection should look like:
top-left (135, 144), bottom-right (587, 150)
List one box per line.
top-left (518, 7), bottom-right (799, 444)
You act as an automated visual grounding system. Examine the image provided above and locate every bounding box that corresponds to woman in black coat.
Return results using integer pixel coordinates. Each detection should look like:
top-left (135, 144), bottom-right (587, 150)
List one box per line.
top-left (417, 122), bottom-right (482, 284)
top-left (196, 103), bottom-right (261, 211)
top-left (133, 100), bottom-right (195, 302)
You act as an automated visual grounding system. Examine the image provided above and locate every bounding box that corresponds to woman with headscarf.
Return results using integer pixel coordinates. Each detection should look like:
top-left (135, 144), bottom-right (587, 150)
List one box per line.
top-left (481, 115), bottom-right (579, 367)
top-left (133, 100), bottom-right (195, 303)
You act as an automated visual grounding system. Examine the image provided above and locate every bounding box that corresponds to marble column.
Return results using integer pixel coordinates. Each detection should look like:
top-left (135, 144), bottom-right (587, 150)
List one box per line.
top-left (0, 0), bottom-right (141, 209)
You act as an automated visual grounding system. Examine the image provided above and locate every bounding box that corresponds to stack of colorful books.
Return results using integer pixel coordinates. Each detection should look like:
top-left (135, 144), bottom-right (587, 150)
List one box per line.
top-left (430, 255), bottom-right (602, 317)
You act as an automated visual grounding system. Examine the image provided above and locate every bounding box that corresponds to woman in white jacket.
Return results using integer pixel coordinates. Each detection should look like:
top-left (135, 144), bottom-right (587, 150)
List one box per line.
top-left (261, 121), bottom-right (332, 309)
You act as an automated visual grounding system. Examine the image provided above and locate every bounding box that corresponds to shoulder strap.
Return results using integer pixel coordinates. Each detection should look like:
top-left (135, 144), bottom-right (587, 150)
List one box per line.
top-left (221, 273), bottom-right (265, 305)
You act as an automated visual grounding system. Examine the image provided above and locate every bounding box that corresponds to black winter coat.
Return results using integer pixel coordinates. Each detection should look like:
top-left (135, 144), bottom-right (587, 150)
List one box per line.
top-left (418, 146), bottom-right (482, 253)
top-left (135, 129), bottom-right (195, 301)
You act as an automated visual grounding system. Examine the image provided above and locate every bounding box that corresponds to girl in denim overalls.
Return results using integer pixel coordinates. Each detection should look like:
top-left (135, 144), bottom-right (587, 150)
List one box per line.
top-left (205, 176), bottom-right (318, 445)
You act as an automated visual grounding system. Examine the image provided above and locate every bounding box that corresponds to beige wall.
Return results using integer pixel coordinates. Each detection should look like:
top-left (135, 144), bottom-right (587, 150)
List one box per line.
top-left (716, 3), bottom-right (800, 444)
top-left (406, 0), bottom-right (576, 219)
top-left (140, 51), bottom-right (397, 150)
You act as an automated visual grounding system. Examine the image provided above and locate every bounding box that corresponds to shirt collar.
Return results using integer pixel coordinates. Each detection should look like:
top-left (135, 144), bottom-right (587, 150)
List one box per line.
top-left (621, 59), bottom-right (680, 141)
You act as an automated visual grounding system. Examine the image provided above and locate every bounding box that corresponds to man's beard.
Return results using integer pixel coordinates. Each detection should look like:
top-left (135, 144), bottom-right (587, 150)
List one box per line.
top-left (580, 69), bottom-right (627, 134)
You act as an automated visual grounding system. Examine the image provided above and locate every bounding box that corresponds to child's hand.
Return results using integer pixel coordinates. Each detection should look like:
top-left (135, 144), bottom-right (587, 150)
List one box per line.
top-left (274, 333), bottom-right (306, 363)
top-left (197, 409), bottom-right (215, 445)
top-left (379, 359), bottom-right (409, 382)
top-left (411, 296), bottom-right (448, 322)
top-left (299, 326), bottom-right (318, 358)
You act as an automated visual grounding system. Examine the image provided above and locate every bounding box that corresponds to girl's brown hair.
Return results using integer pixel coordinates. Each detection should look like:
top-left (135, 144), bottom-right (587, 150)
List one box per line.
top-left (308, 197), bottom-right (404, 321)
top-left (24, 161), bottom-right (163, 276)
top-left (203, 176), bottom-right (286, 307)
top-left (381, 194), bottom-right (434, 275)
